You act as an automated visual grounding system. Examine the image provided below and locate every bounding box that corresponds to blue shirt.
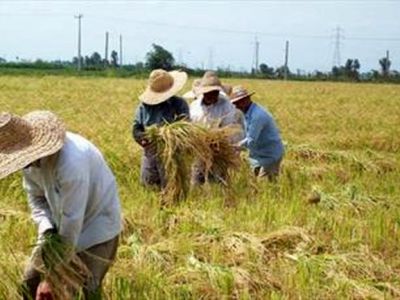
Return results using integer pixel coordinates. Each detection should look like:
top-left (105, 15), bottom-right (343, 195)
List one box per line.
top-left (240, 103), bottom-right (284, 168)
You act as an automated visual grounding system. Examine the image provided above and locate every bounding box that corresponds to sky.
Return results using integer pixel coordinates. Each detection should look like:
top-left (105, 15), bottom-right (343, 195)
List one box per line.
top-left (0, 0), bottom-right (399, 73)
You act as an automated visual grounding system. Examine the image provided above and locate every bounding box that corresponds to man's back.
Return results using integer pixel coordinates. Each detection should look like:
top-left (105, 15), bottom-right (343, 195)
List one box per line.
top-left (23, 132), bottom-right (121, 251)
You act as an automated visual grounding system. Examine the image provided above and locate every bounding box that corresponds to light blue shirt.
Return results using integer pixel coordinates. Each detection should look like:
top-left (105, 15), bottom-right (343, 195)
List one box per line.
top-left (239, 103), bottom-right (284, 168)
top-left (23, 132), bottom-right (122, 251)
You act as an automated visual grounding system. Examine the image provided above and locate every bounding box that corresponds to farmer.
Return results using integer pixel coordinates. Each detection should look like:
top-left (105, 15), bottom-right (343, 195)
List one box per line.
top-left (230, 86), bottom-right (284, 180)
top-left (0, 111), bottom-right (121, 299)
top-left (190, 71), bottom-right (244, 184)
top-left (132, 69), bottom-right (190, 188)
top-left (183, 79), bottom-right (232, 101)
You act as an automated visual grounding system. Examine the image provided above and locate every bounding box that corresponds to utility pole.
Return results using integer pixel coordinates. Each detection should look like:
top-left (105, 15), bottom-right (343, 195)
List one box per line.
top-left (208, 47), bottom-right (214, 70)
top-left (119, 34), bottom-right (123, 67)
top-left (253, 36), bottom-right (260, 74)
top-left (284, 40), bottom-right (289, 80)
top-left (332, 26), bottom-right (344, 68)
top-left (74, 14), bottom-right (83, 71)
top-left (104, 31), bottom-right (109, 66)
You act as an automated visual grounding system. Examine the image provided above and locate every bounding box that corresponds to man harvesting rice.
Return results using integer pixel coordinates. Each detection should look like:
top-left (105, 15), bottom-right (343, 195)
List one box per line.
top-left (190, 71), bottom-right (244, 184)
top-left (132, 69), bottom-right (190, 188)
top-left (230, 86), bottom-right (284, 180)
top-left (0, 111), bottom-right (121, 299)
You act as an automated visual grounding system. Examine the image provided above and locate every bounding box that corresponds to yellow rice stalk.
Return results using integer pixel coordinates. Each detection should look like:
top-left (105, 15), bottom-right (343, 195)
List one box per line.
top-left (145, 121), bottom-right (241, 205)
top-left (35, 234), bottom-right (91, 300)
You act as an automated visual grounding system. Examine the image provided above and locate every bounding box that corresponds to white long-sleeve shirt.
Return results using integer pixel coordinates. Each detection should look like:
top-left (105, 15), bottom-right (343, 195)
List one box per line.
top-left (190, 94), bottom-right (245, 143)
top-left (23, 132), bottom-right (122, 252)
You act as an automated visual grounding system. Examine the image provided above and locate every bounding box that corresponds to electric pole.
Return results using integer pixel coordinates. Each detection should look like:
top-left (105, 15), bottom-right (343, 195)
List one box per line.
top-left (74, 14), bottom-right (83, 71)
top-left (119, 34), bottom-right (123, 67)
top-left (104, 31), bottom-right (109, 66)
top-left (208, 47), bottom-right (214, 70)
top-left (284, 40), bottom-right (289, 80)
top-left (253, 36), bottom-right (260, 74)
top-left (332, 26), bottom-right (344, 68)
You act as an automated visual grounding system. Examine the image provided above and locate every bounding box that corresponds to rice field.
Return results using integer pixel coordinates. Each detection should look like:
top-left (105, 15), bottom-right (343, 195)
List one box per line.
top-left (0, 75), bottom-right (400, 299)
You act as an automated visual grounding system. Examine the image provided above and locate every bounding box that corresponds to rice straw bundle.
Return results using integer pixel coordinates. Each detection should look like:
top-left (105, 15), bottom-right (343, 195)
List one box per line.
top-left (35, 234), bottom-right (91, 299)
top-left (145, 120), bottom-right (241, 205)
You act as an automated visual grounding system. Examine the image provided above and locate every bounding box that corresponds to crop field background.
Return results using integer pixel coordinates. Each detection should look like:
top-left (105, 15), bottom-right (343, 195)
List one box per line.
top-left (0, 76), bottom-right (400, 299)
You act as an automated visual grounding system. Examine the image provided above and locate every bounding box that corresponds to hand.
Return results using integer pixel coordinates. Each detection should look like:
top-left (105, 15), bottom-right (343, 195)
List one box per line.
top-left (140, 138), bottom-right (151, 148)
top-left (36, 281), bottom-right (53, 300)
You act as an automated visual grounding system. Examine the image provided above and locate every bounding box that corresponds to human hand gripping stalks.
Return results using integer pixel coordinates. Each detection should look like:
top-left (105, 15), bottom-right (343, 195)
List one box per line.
top-left (145, 121), bottom-right (242, 206)
top-left (36, 233), bottom-right (90, 300)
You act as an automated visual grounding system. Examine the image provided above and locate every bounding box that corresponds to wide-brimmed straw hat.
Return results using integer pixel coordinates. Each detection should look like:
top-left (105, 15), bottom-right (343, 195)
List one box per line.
top-left (196, 71), bottom-right (223, 95)
top-left (183, 79), bottom-right (202, 100)
top-left (139, 69), bottom-right (188, 105)
top-left (230, 85), bottom-right (255, 103)
top-left (0, 111), bottom-right (66, 179)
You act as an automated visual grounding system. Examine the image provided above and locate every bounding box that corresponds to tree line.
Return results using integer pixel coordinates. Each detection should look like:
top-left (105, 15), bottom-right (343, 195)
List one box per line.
top-left (0, 44), bottom-right (399, 83)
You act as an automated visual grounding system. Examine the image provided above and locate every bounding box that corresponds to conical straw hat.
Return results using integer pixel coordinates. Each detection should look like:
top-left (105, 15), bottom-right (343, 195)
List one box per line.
top-left (230, 85), bottom-right (255, 103)
top-left (196, 71), bottom-right (223, 95)
top-left (139, 69), bottom-right (188, 105)
top-left (183, 79), bottom-right (202, 100)
top-left (0, 111), bottom-right (66, 179)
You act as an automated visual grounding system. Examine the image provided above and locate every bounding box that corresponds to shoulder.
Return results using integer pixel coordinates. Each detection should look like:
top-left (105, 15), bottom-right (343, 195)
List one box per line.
top-left (169, 96), bottom-right (187, 105)
top-left (57, 132), bottom-right (98, 179)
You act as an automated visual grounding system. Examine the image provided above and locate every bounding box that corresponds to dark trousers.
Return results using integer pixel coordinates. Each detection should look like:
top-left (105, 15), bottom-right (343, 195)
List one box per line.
top-left (140, 149), bottom-right (166, 188)
top-left (254, 158), bottom-right (282, 181)
top-left (21, 235), bottom-right (119, 300)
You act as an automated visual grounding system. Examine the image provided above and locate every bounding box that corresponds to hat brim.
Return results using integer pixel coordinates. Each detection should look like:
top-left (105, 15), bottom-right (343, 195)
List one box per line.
top-left (139, 71), bottom-right (188, 105)
top-left (230, 91), bottom-right (255, 103)
top-left (196, 85), bottom-right (222, 95)
top-left (0, 111), bottom-right (66, 179)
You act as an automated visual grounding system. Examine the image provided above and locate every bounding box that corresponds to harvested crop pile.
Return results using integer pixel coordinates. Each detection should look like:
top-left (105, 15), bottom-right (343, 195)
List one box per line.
top-left (145, 120), bottom-right (242, 205)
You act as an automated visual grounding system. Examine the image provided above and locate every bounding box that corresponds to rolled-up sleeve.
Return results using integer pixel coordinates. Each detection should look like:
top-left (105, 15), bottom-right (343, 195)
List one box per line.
top-left (23, 174), bottom-right (54, 236)
top-left (132, 104), bottom-right (145, 144)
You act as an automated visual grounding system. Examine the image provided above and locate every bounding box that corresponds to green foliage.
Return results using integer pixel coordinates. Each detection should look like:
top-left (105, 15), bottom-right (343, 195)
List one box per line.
top-left (145, 44), bottom-right (175, 70)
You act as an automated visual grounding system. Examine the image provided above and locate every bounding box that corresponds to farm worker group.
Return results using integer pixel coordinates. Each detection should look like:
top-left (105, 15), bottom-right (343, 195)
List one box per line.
top-left (133, 69), bottom-right (284, 188)
top-left (0, 68), bottom-right (283, 299)
top-left (0, 111), bottom-right (121, 299)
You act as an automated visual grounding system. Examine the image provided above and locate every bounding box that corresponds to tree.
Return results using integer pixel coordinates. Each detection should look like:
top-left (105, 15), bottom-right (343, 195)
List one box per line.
top-left (145, 44), bottom-right (175, 70)
top-left (379, 57), bottom-right (391, 77)
top-left (259, 63), bottom-right (274, 77)
top-left (110, 50), bottom-right (118, 67)
top-left (275, 65), bottom-right (290, 79)
top-left (0, 57), bottom-right (6, 64)
top-left (344, 59), bottom-right (360, 80)
top-left (90, 52), bottom-right (102, 67)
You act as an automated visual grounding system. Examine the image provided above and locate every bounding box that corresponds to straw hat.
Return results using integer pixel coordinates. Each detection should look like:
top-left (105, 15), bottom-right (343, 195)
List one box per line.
top-left (0, 111), bottom-right (66, 179)
top-left (230, 86), bottom-right (255, 103)
top-left (222, 84), bottom-right (233, 97)
top-left (139, 69), bottom-right (188, 105)
top-left (183, 79), bottom-right (201, 100)
top-left (196, 71), bottom-right (223, 95)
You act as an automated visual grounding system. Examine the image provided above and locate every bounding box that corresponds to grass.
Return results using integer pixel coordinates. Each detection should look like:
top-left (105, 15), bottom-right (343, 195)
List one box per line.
top-left (0, 76), bottom-right (399, 299)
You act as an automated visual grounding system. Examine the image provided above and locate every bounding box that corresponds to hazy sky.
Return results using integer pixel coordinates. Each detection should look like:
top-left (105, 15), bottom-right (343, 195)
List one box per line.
top-left (0, 0), bottom-right (399, 72)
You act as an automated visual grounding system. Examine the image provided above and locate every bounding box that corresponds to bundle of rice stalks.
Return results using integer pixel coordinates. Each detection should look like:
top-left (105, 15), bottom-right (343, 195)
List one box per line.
top-left (261, 227), bottom-right (313, 261)
top-left (145, 121), bottom-right (241, 205)
top-left (34, 234), bottom-right (90, 300)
